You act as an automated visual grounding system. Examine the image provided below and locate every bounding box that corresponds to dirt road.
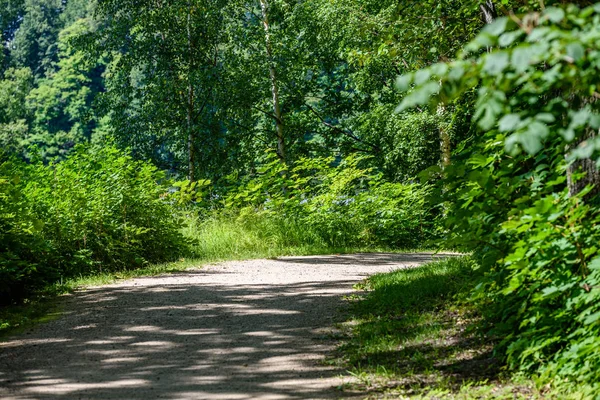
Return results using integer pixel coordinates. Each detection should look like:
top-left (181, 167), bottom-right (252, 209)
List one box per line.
top-left (0, 253), bottom-right (448, 400)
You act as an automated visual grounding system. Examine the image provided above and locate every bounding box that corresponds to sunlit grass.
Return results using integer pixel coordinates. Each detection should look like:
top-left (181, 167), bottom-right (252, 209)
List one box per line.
top-left (335, 256), bottom-right (552, 399)
top-left (183, 212), bottom-right (431, 261)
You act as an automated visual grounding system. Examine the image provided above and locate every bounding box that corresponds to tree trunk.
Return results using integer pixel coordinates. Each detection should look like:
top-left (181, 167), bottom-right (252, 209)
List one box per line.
top-left (567, 128), bottom-right (600, 199)
top-left (187, 1), bottom-right (195, 182)
top-left (437, 105), bottom-right (451, 168)
top-left (259, 0), bottom-right (286, 164)
top-left (480, 0), bottom-right (497, 24)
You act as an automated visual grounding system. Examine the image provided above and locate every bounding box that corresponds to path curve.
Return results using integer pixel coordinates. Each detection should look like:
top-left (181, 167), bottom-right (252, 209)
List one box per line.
top-left (0, 253), bottom-right (450, 400)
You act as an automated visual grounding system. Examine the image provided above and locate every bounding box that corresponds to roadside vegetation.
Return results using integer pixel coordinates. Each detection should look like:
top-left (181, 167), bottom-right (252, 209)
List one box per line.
top-left (335, 257), bottom-right (550, 399)
top-left (1, 147), bottom-right (437, 335)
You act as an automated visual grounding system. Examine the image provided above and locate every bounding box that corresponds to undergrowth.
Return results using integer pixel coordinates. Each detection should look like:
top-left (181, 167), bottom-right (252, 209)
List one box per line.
top-left (334, 257), bottom-right (557, 399)
top-left (1, 149), bottom-right (440, 335)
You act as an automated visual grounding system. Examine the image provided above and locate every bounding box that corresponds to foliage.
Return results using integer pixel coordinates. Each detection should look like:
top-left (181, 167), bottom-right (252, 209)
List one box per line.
top-left (8, 0), bottom-right (600, 396)
top-left (0, 158), bottom-right (44, 303)
top-left (10, 0), bottom-right (64, 77)
top-left (25, 18), bottom-right (104, 161)
top-left (2, 0), bottom-right (468, 179)
top-left (336, 257), bottom-right (519, 398)
top-left (0, 146), bottom-right (190, 304)
top-left (0, 0), bottom-right (103, 162)
top-left (91, 0), bottom-right (232, 178)
top-left (224, 153), bottom-right (439, 248)
top-left (87, 0), bottom-right (472, 180)
top-left (355, 106), bottom-right (451, 181)
top-left (0, 67), bottom-right (33, 152)
top-left (398, 4), bottom-right (600, 395)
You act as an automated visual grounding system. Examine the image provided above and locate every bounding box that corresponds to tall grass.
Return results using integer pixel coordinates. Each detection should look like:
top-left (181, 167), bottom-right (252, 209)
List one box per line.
top-left (336, 257), bottom-right (537, 398)
top-left (183, 210), bottom-right (389, 262)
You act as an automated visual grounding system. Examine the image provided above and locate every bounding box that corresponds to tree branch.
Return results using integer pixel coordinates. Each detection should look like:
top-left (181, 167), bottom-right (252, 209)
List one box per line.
top-left (252, 105), bottom-right (283, 126)
top-left (303, 102), bottom-right (381, 152)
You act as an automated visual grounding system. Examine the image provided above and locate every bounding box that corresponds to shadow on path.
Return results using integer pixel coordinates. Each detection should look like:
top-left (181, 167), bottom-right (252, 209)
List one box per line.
top-left (277, 253), bottom-right (456, 267)
top-left (0, 254), bottom-right (445, 399)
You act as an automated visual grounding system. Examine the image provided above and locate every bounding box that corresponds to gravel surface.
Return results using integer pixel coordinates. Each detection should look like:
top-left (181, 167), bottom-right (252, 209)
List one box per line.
top-left (0, 253), bottom-right (451, 400)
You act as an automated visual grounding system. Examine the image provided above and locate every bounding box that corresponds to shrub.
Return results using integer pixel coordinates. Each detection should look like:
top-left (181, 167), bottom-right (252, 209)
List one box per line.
top-left (223, 153), bottom-right (439, 248)
top-left (0, 160), bottom-right (46, 303)
top-left (0, 146), bottom-right (189, 303)
top-left (398, 4), bottom-right (600, 395)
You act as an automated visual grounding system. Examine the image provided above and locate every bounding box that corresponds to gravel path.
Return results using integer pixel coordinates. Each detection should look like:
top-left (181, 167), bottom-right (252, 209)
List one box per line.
top-left (0, 253), bottom-right (450, 400)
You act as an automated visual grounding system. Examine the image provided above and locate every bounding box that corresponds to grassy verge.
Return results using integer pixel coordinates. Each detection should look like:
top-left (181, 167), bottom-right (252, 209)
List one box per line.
top-left (334, 257), bottom-right (550, 399)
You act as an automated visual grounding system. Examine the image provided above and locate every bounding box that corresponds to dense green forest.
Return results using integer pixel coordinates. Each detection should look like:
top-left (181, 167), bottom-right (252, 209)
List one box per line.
top-left (2, 0), bottom-right (600, 397)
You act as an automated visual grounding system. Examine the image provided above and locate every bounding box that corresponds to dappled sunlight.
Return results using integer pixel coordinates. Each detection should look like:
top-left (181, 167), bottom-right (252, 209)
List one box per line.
top-left (0, 254), bottom-right (442, 398)
top-left (1, 279), bottom-right (356, 398)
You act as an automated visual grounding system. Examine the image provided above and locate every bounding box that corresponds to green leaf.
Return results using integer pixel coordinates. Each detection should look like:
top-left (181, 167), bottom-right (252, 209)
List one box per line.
top-left (584, 311), bottom-right (600, 325)
top-left (396, 74), bottom-right (413, 92)
top-left (527, 121), bottom-right (550, 140)
top-left (544, 7), bottom-right (565, 23)
top-left (499, 30), bottom-right (523, 47)
top-left (414, 69), bottom-right (432, 85)
top-left (396, 81), bottom-right (440, 111)
top-left (571, 108), bottom-right (591, 128)
top-left (561, 128), bottom-right (575, 141)
top-left (505, 131), bottom-right (543, 155)
top-left (483, 17), bottom-right (509, 36)
top-left (448, 64), bottom-right (465, 81)
top-left (536, 113), bottom-right (555, 123)
top-left (511, 46), bottom-right (532, 73)
top-left (429, 63), bottom-right (449, 77)
top-left (566, 43), bottom-right (585, 62)
top-left (484, 52), bottom-right (510, 76)
top-left (498, 114), bottom-right (521, 132)
top-left (570, 140), bottom-right (596, 160)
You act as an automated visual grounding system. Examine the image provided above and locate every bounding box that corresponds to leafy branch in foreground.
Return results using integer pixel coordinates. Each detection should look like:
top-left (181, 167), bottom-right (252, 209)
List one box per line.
top-left (397, 4), bottom-right (600, 396)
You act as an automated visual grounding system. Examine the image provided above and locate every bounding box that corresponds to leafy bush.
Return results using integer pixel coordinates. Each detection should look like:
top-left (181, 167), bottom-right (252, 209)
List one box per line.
top-left (223, 153), bottom-right (439, 248)
top-left (0, 146), bottom-right (189, 303)
top-left (398, 4), bottom-right (600, 395)
top-left (356, 106), bottom-right (450, 182)
top-left (0, 160), bottom-right (46, 303)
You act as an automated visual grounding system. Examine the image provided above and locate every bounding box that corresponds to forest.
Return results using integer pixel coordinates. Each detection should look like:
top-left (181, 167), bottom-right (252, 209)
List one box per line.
top-left (1, 0), bottom-right (600, 398)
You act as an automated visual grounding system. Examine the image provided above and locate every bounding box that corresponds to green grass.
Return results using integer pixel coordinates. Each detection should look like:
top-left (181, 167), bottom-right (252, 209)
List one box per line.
top-left (183, 211), bottom-right (432, 261)
top-left (334, 257), bottom-right (554, 399)
top-left (185, 213), bottom-right (353, 260)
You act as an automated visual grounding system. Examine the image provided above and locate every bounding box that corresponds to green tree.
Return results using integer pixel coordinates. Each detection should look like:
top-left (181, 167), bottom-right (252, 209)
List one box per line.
top-left (25, 18), bottom-right (104, 161)
top-left (0, 67), bottom-right (33, 152)
top-left (0, 0), bottom-right (25, 70)
top-left (93, 0), bottom-right (229, 181)
top-left (10, 0), bottom-right (64, 77)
